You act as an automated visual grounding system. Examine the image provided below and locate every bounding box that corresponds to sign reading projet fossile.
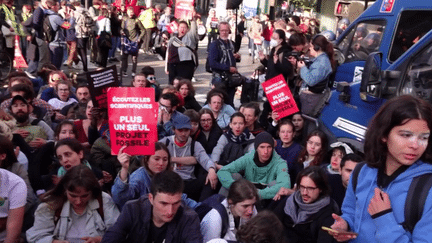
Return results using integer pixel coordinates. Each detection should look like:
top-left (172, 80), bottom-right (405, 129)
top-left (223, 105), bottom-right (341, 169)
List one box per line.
top-left (107, 87), bottom-right (158, 155)
top-left (262, 74), bottom-right (299, 120)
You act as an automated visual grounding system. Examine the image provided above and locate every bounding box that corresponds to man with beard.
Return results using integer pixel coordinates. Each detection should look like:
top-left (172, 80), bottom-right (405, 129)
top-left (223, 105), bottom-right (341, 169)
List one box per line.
top-left (10, 95), bottom-right (54, 149)
top-left (61, 84), bottom-right (91, 119)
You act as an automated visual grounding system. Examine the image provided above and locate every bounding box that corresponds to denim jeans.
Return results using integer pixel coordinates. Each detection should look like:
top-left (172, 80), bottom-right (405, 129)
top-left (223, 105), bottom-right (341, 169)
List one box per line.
top-left (109, 36), bottom-right (120, 58)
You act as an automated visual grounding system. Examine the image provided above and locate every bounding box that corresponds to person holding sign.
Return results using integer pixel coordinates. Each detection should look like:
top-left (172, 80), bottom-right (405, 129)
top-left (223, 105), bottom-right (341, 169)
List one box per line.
top-left (297, 35), bottom-right (335, 117)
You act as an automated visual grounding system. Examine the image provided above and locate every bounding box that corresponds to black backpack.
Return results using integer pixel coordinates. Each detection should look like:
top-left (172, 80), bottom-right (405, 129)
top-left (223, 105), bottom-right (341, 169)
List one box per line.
top-left (218, 134), bottom-right (254, 166)
top-left (43, 13), bottom-right (56, 42)
top-left (195, 194), bottom-right (229, 238)
top-left (351, 162), bottom-right (432, 233)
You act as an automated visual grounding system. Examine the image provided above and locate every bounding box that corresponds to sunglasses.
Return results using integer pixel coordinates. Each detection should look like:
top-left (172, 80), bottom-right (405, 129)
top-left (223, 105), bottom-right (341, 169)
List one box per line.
top-left (147, 76), bottom-right (156, 81)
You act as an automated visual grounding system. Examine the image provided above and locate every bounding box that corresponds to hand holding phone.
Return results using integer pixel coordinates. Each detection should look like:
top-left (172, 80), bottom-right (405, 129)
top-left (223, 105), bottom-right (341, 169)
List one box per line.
top-left (322, 227), bottom-right (358, 236)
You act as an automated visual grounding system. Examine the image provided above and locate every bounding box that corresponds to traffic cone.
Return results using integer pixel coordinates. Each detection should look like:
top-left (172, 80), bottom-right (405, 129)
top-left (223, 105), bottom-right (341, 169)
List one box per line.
top-left (13, 35), bottom-right (28, 70)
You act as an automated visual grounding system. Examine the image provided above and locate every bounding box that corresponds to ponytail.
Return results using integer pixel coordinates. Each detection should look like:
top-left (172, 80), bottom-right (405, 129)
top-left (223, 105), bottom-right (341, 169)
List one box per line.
top-left (312, 35), bottom-right (336, 70)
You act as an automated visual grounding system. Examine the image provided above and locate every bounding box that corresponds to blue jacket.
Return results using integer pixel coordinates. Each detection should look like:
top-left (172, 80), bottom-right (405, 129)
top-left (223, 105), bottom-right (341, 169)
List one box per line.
top-left (341, 161), bottom-right (432, 243)
top-left (300, 53), bottom-right (332, 87)
top-left (111, 167), bottom-right (201, 210)
top-left (208, 38), bottom-right (236, 72)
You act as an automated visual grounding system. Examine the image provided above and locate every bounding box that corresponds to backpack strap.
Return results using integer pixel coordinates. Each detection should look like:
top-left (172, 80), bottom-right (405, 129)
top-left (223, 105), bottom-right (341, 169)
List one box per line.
top-left (213, 202), bottom-right (229, 237)
top-left (191, 140), bottom-right (195, 157)
top-left (31, 119), bottom-right (41, 126)
top-left (351, 162), bottom-right (366, 193)
top-left (402, 173), bottom-right (432, 233)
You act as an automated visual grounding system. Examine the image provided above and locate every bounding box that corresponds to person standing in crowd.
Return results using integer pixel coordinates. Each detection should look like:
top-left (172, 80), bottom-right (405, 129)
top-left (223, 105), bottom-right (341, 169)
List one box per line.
top-left (74, 1), bottom-right (93, 72)
top-left (206, 9), bottom-right (219, 51)
top-left (259, 29), bottom-right (294, 84)
top-left (121, 6), bottom-right (145, 77)
top-left (138, 5), bottom-right (156, 54)
top-left (208, 21), bottom-right (241, 107)
top-left (102, 171), bottom-right (203, 242)
top-left (0, 0), bottom-right (25, 59)
top-left (108, 6), bottom-right (121, 63)
top-left (330, 95), bottom-right (432, 242)
top-left (166, 11), bottom-right (199, 84)
top-left (30, 0), bottom-right (51, 74)
top-left (62, 3), bottom-right (80, 69)
top-left (96, 8), bottom-right (111, 68)
top-left (274, 166), bottom-right (339, 243)
top-left (45, 0), bottom-right (71, 70)
top-left (261, 15), bottom-right (273, 55)
top-left (88, 0), bottom-right (101, 64)
top-left (298, 35), bottom-right (335, 116)
top-left (157, 7), bottom-right (171, 32)
top-left (248, 16), bottom-right (263, 63)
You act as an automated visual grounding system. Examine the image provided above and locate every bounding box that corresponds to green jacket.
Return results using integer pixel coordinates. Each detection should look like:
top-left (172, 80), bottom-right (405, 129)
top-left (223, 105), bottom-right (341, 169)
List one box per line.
top-left (217, 150), bottom-right (291, 199)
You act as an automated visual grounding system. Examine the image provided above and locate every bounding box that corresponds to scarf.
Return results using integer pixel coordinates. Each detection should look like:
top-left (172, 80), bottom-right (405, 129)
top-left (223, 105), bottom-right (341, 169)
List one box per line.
top-left (225, 128), bottom-right (250, 144)
top-left (284, 190), bottom-right (330, 224)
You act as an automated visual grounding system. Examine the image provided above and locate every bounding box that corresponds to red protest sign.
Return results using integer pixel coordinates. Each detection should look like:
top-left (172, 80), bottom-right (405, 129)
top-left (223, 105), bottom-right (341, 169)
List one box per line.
top-left (107, 87), bottom-right (158, 155)
top-left (175, 0), bottom-right (195, 20)
top-left (262, 74), bottom-right (299, 119)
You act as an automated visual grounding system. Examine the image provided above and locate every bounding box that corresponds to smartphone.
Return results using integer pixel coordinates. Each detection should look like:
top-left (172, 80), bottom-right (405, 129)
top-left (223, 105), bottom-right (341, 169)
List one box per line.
top-left (321, 226), bottom-right (358, 236)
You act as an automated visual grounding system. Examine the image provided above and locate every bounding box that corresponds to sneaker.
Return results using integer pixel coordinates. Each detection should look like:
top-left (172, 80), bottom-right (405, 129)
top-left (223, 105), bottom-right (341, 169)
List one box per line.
top-left (131, 72), bottom-right (136, 78)
top-left (123, 72), bottom-right (128, 77)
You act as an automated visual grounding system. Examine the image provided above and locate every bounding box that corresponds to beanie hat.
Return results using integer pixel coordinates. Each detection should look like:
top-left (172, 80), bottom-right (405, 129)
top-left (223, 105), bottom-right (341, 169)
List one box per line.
top-left (254, 132), bottom-right (274, 150)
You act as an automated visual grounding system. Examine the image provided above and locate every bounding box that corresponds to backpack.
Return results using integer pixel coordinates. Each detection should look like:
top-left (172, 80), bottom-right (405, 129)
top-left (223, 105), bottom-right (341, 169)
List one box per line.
top-left (195, 194), bottom-right (230, 238)
top-left (218, 134), bottom-right (255, 166)
top-left (351, 162), bottom-right (432, 233)
top-left (206, 39), bottom-right (234, 73)
top-left (43, 13), bottom-right (56, 42)
top-left (54, 194), bottom-right (104, 225)
top-left (77, 10), bottom-right (94, 36)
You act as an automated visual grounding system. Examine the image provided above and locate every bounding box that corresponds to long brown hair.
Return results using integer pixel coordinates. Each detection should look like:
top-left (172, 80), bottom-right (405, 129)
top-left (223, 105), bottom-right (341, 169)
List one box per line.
top-left (142, 142), bottom-right (172, 176)
top-left (41, 165), bottom-right (102, 211)
top-left (298, 130), bottom-right (328, 167)
top-left (312, 35), bottom-right (336, 70)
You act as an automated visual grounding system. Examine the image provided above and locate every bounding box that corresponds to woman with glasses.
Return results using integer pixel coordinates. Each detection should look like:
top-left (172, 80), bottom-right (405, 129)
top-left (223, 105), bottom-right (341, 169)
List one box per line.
top-left (274, 166), bottom-right (339, 243)
top-left (48, 80), bottom-right (78, 110)
top-left (192, 108), bottom-right (223, 155)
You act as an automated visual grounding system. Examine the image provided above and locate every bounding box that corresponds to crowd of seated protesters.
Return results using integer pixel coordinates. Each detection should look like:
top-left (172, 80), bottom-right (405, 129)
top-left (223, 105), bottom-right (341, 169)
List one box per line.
top-left (0, 64), bottom-right (371, 243)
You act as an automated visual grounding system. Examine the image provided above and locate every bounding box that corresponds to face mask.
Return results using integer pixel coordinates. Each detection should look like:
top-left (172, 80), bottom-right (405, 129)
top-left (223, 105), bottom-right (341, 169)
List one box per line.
top-left (270, 39), bottom-right (279, 48)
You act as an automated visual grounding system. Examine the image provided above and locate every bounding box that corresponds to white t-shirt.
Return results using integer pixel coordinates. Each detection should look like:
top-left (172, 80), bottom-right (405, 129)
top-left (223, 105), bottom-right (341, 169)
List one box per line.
top-left (48, 98), bottom-right (78, 110)
top-left (0, 168), bottom-right (27, 240)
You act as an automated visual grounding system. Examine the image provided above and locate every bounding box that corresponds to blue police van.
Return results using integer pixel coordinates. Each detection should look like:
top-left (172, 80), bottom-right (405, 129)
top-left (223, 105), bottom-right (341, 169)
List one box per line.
top-left (315, 0), bottom-right (432, 151)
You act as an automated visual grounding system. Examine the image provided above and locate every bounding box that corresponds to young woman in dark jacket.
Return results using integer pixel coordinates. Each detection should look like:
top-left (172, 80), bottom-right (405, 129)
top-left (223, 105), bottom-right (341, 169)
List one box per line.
top-left (176, 79), bottom-right (201, 112)
top-left (274, 166), bottom-right (339, 243)
top-left (259, 29), bottom-right (294, 83)
top-left (193, 108), bottom-right (223, 155)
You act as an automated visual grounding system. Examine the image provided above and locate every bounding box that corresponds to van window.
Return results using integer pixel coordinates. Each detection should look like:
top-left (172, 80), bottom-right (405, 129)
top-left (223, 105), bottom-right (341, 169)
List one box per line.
top-left (338, 20), bottom-right (386, 63)
top-left (400, 43), bottom-right (432, 101)
top-left (389, 11), bottom-right (432, 62)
